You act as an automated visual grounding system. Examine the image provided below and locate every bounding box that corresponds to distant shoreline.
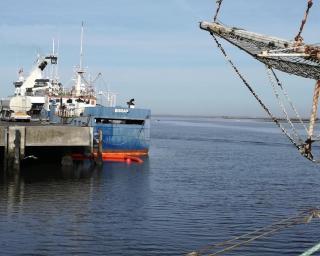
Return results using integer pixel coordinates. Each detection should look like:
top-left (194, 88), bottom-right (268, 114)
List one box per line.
top-left (152, 114), bottom-right (313, 123)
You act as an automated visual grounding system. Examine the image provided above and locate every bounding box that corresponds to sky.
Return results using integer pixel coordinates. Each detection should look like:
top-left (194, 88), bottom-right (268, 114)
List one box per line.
top-left (0, 0), bottom-right (319, 117)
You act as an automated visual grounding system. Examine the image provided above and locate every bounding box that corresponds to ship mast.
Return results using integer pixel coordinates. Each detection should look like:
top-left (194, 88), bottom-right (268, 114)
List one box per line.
top-left (52, 39), bottom-right (55, 79)
top-left (79, 21), bottom-right (84, 70)
top-left (51, 38), bottom-right (57, 82)
top-left (75, 21), bottom-right (85, 97)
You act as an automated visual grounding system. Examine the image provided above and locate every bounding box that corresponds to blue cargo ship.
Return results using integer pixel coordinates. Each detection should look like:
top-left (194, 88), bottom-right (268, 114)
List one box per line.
top-left (50, 24), bottom-right (151, 157)
top-left (83, 105), bottom-right (151, 156)
top-left (48, 97), bottom-right (151, 157)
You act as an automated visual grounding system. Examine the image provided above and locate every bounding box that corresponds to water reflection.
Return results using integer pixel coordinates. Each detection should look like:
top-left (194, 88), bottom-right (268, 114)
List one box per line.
top-left (1, 157), bottom-right (150, 181)
top-left (0, 158), bottom-right (150, 216)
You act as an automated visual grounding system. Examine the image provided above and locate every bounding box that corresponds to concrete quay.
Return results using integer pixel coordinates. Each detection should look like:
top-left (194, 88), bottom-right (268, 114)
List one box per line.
top-left (0, 123), bottom-right (93, 173)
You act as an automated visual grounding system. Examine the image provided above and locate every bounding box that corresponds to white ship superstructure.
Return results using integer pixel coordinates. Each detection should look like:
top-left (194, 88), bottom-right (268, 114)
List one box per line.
top-left (0, 53), bottom-right (60, 121)
top-left (0, 23), bottom-right (117, 122)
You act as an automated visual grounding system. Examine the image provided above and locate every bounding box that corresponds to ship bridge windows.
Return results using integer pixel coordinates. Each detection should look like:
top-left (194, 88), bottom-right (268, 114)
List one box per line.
top-left (45, 55), bottom-right (58, 64)
top-left (34, 79), bottom-right (49, 88)
top-left (95, 118), bottom-right (145, 125)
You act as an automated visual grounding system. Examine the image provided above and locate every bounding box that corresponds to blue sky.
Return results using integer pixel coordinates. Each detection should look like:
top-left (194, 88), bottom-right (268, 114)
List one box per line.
top-left (0, 0), bottom-right (319, 117)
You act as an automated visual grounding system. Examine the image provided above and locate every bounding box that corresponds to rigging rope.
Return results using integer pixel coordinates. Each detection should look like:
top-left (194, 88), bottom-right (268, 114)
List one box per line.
top-left (210, 33), bottom-right (305, 154)
top-left (266, 66), bottom-right (303, 143)
top-left (299, 81), bottom-right (320, 161)
top-left (268, 68), bottom-right (309, 135)
top-left (299, 241), bottom-right (320, 256)
top-left (213, 0), bottom-right (223, 22)
top-left (207, 0), bottom-right (319, 163)
top-left (308, 81), bottom-right (320, 139)
top-left (295, 0), bottom-right (313, 42)
top-left (187, 209), bottom-right (320, 256)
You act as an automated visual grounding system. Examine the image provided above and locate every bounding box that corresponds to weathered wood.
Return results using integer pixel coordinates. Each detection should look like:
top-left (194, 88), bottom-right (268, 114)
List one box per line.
top-left (0, 127), bottom-right (5, 147)
top-left (95, 129), bottom-right (103, 166)
top-left (6, 127), bottom-right (24, 173)
top-left (13, 129), bottom-right (21, 171)
top-left (3, 127), bottom-right (8, 172)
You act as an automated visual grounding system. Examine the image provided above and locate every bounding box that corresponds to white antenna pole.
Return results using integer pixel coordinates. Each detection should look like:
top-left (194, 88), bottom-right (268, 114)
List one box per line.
top-left (80, 21), bottom-right (84, 70)
top-left (51, 38), bottom-right (55, 80)
top-left (56, 39), bottom-right (60, 79)
top-left (75, 22), bottom-right (85, 96)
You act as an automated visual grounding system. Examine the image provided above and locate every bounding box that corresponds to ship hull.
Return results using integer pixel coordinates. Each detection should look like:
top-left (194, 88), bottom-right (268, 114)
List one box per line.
top-left (83, 106), bottom-right (151, 155)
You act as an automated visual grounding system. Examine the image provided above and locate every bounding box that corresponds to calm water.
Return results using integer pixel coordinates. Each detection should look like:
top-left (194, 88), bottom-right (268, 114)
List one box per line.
top-left (1, 116), bottom-right (320, 255)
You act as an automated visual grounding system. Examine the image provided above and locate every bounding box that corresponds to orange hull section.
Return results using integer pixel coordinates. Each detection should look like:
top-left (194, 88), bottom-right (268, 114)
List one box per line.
top-left (71, 152), bottom-right (145, 164)
top-left (97, 149), bottom-right (149, 156)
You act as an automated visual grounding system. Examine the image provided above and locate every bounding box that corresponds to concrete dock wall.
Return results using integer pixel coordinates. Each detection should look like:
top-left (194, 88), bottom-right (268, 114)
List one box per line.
top-left (0, 124), bottom-right (93, 173)
top-left (25, 126), bottom-right (92, 147)
top-left (0, 126), bottom-right (93, 147)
